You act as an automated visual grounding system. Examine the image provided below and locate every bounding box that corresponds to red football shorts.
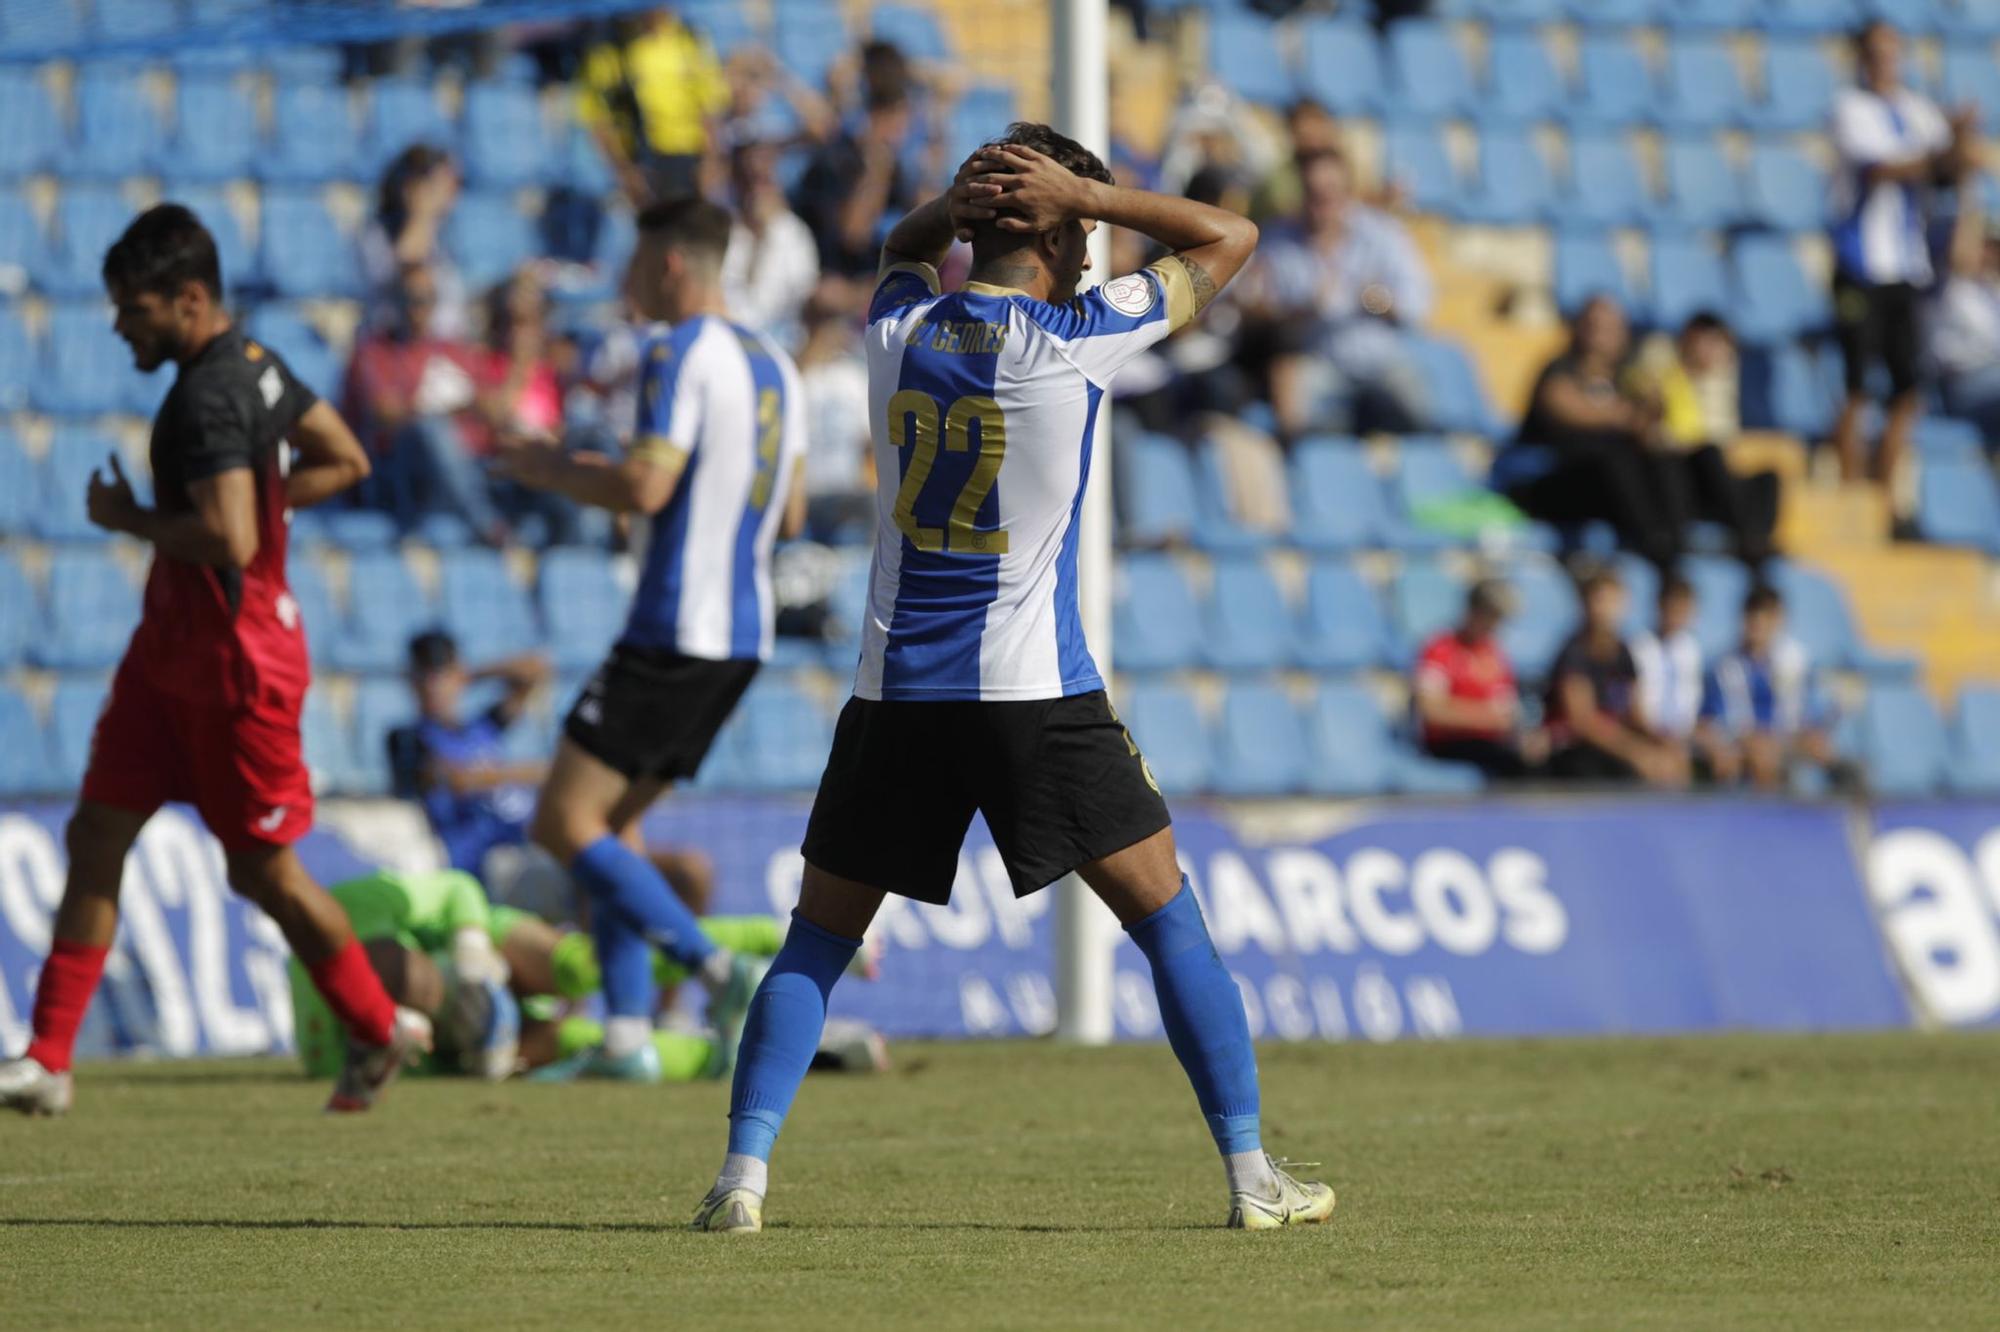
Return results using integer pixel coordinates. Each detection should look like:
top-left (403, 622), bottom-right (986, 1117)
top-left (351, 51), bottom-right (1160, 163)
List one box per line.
top-left (79, 654), bottom-right (314, 851)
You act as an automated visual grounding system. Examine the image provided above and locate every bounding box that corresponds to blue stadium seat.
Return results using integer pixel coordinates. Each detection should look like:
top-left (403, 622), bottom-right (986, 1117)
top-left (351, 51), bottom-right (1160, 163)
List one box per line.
top-left (1299, 561), bottom-right (1393, 673)
top-left (1741, 343), bottom-right (1834, 436)
top-left (440, 548), bottom-right (541, 662)
top-left (0, 430), bottom-right (33, 533)
top-left (49, 676), bottom-right (109, 790)
top-left (1486, 28), bottom-right (1567, 124)
top-left (1202, 556), bottom-right (1298, 672)
top-left (1565, 0), bottom-right (1657, 20)
top-left (1213, 683), bottom-right (1309, 796)
top-left (1123, 680), bottom-right (1212, 795)
top-left (1289, 436), bottom-right (1392, 550)
top-left (538, 546), bottom-right (629, 671)
top-left (1391, 561), bottom-right (1464, 659)
top-left (1744, 143), bottom-right (1826, 233)
top-left (1731, 235), bottom-right (1830, 342)
top-left (0, 307), bottom-right (30, 411)
top-left (1860, 0), bottom-right (1944, 30)
top-left (352, 677), bottom-right (417, 795)
top-left (70, 65), bottom-right (168, 179)
top-left (1387, 22), bottom-right (1477, 122)
top-left (172, 75), bottom-right (258, 181)
top-left (0, 688), bottom-right (50, 795)
top-left (263, 84), bottom-right (361, 184)
top-left (1917, 459), bottom-right (2000, 552)
top-left (1686, 555), bottom-right (1751, 658)
top-left (1749, 39), bottom-right (1838, 132)
top-left (1304, 681), bottom-right (1395, 796)
top-left (1659, 36), bottom-right (1749, 131)
top-left (446, 192), bottom-right (537, 290)
top-left (320, 510), bottom-right (401, 552)
top-left (329, 550), bottom-right (434, 674)
top-left (0, 185), bottom-right (46, 292)
top-left (301, 690), bottom-right (363, 795)
top-left (0, 67), bottom-right (60, 176)
top-left (94, 0), bottom-right (178, 39)
top-left (37, 306), bottom-right (164, 419)
top-left (1473, 0), bottom-right (1567, 23)
top-left (1662, 0), bottom-right (1767, 27)
top-left (870, 3), bottom-right (949, 59)
top-left (260, 188), bottom-right (357, 299)
top-left (0, 547), bottom-right (38, 666)
top-left (1912, 416), bottom-right (1984, 463)
top-left (1403, 335), bottom-right (1499, 437)
top-left (244, 305), bottom-right (339, 399)
top-left (1191, 437), bottom-right (1272, 551)
top-left (1555, 228), bottom-right (1637, 316)
top-left (286, 554), bottom-right (340, 666)
top-left (1497, 558), bottom-right (1579, 680)
top-left (363, 80), bottom-right (454, 175)
top-left (735, 679), bottom-right (835, 791)
top-left (771, 7), bottom-right (848, 94)
top-left (1767, 559), bottom-right (1913, 678)
top-left (163, 185), bottom-right (252, 284)
top-left (44, 185), bottom-right (131, 299)
top-left (679, 0), bottom-right (758, 57)
top-left (1466, 128), bottom-right (1557, 225)
top-left (1297, 19), bottom-right (1384, 117)
top-left (1112, 553), bottom-right (1202, 672)
top-left (1940, 0), bottom-right (2000, 38)
top-left (1942, 46), bottom-right (2000, 131)
top-left (1570, 33), bottom-right (1658, 129)
top-left (36, 428), bottom-right (118, 541)
top-left (1117, 431), bottom-right (1199, 546)
top-left (462, 84), bottom-right (553, 190)
top-left (1566, 132), bottom-right (1654, 228)
top-left (1762, 0), bottom-right (1863, 32)
top-left (1948, 686), bottom-right (2000, 794)
top-left (1648, 234), bottom-right (1732, 330)
top-left (1383, 124), bottom-right (1460, 216)
top-left (39, 549), bottom-right (137, 671)
top-left (1209, 11), bottom-right (1292, 106)
top-left (1859, 683), bottom-right (1950, 796)
top-left (1661, 135), bottom-right (1743, 229)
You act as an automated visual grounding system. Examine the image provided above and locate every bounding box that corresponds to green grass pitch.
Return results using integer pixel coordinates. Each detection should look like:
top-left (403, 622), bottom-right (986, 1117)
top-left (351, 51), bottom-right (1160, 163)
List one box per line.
top-left (3, 1033), bottom-right (1996, 1329)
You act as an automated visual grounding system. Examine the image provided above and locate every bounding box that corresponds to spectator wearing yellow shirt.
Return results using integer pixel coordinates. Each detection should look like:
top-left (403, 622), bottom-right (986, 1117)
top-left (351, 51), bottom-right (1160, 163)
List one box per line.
top-left (576, 11), bottom-right (730, 205)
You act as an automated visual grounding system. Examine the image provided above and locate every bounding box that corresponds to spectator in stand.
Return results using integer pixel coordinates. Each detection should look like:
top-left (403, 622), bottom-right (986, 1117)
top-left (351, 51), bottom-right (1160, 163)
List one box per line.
top-left (1932, 180), bottom-right (2000, 446)
top-left (719, 44), bottom-right (834, 150)
top-left (1828, 19), bottom-right (1981, 486)
top-left (360, 144), bottom-right (469, 340)
top-left (1242, 147), bottom-right (1433, 438)
top-left (794, 288), bottom-right (875, 542)
top-left (346, 262), bottom-right (509, 545)
top-left (478, 268), bottom-right (595, 546)
top-left (576, 10), bottom-right (729, 204)
top-left (1696, 586), bottom-right (1846, 792)
top-left (1545, 570), bottom-right (1690, 787)
top-left (1413, 580), bottom-right (1547, 780)
top-left (1501, 295), bottom-right (1684, 572)
top-left (1629, 573), bottom-right (1705, 746)
top-left (1250, 100), bottom-right (1353, 222)
top-left (1629, 312), bottom-right (1778, 567)
top-left (1157, 83), bottom-right (1282, 200)
top-left (792, 42), bottom-right (932, 289)
top-left (722, 138), bottom-right (821, 352)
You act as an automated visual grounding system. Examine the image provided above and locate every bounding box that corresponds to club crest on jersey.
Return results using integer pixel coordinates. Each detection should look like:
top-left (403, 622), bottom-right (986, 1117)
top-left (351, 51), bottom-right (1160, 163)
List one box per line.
top-left (1101, 274), bottom-right (1156, 317)
top-left (258, 364), bottom-right (283, 409)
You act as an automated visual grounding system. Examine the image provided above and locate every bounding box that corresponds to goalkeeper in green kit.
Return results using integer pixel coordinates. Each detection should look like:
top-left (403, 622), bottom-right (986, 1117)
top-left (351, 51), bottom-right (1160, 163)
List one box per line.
top-left (288, 869), bottom-right (888, 1083)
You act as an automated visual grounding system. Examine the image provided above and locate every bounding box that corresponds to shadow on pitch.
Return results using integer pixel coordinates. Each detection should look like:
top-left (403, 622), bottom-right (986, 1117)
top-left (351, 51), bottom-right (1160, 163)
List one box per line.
top-left (0, 1217), bottom-right (1212, 1234)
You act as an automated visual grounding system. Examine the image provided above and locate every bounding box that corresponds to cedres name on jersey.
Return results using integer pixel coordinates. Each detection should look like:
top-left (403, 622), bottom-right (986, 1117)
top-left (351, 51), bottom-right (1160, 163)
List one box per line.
top-left (133, 326), bottom-right (316, 706)
top-left (855, 259), bottom-right (1195, 702)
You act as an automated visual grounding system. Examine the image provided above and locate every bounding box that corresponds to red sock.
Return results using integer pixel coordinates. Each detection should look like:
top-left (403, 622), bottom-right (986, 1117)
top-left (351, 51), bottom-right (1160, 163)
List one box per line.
top-left (305, 940), bottom-right (397, 1049)
top-left (25, 939), bottom-right (110, 1074)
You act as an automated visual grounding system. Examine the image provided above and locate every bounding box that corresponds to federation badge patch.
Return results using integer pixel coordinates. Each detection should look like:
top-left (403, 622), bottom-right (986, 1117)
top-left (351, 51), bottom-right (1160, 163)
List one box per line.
top-left (1101, 273), bottom-right (1156, 317)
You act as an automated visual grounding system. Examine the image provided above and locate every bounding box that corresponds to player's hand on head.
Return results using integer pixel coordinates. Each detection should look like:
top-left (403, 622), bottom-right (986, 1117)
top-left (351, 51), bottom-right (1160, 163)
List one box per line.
top-left (85, 452), bottom-right (139, 533)
top-left (977, 144), bottom-right (1095, 235)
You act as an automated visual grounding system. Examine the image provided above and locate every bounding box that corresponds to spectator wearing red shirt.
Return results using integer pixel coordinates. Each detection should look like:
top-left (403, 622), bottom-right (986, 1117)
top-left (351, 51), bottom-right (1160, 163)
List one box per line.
top-left (1413, 580), bottom-right (1545, 780)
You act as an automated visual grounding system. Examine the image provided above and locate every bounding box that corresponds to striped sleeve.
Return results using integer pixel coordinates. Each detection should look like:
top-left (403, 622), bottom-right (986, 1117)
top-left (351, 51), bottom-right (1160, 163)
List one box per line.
top-left (868, 259), bottom-right (942, 323)
top-left (632, 327), bottom-right (702, 465)
top-left (1026, 259), bottom-right (1195, 384)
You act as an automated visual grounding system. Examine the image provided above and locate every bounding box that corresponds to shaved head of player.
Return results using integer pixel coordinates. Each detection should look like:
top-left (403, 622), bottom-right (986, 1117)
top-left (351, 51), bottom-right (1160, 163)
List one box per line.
top-left (623, 195), bottom-right (734, 326)
top-left (691, 125), bottom-right (1336, 1234)
top-left (0, 205), bottom-right (430, 1118)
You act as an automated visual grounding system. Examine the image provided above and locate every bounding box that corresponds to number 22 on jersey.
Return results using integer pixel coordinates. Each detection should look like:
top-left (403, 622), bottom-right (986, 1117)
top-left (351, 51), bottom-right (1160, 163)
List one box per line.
top-left (885, 391), bottom-right (1008, 555)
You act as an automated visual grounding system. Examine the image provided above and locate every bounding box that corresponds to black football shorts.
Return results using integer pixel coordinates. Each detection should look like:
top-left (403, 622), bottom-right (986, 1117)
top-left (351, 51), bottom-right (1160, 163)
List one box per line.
top-left (563, 644), bottom-right (759, 782)
top-left (801, 689), bottom-right (1172, 905)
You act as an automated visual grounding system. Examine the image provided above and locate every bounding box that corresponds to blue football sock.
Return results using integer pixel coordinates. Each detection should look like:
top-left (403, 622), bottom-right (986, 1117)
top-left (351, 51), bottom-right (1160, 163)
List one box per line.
top-left (591, 905), bottom-right (656, 1022)
top-left (1126, 877), bottom-right (1262, 1156)
top-left (570, 835), bottom-right (718, 974)
top-left (726, 914), bottom-right (861, 1162)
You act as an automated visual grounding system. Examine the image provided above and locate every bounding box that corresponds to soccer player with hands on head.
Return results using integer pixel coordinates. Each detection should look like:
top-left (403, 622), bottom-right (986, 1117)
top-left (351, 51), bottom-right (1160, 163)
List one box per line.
top-left (0, 206), bottom-right (431, 1117)
top-left (691, 125), bottom-right (1336, 1234)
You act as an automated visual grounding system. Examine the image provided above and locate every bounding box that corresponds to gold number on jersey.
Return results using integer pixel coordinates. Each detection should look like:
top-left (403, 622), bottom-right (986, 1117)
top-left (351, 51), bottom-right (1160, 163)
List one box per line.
top-left (748, 387), bottom-right (782, 510)
top-left (885, 391), bottom-right (1008, 555)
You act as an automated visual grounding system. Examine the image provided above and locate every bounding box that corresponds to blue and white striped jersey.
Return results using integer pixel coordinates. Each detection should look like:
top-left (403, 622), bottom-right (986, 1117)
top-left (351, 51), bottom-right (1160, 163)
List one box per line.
top-left (1829, 86), bottom-right (1949, 285)
top-left (856, 258), bottom-right (1196, 701)
top-left (620, 314), bottom-right (806, 661)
